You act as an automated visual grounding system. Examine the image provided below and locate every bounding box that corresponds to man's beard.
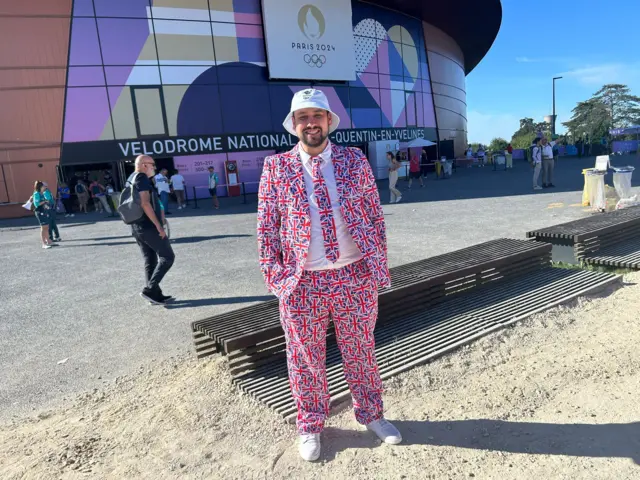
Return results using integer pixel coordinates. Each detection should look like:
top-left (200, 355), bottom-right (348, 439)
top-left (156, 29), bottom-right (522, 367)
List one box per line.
top-left (300, 128), bottom-right (328, 149)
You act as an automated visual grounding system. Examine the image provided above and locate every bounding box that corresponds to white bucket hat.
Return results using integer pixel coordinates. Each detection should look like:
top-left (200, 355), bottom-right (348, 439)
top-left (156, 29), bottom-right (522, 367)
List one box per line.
top-left (282, 88), bottom-right (340, 137)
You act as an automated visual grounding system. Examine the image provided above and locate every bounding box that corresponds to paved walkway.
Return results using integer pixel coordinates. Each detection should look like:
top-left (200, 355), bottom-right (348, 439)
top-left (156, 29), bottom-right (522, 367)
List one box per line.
top-left (0, 154), bottom-right (638, 421)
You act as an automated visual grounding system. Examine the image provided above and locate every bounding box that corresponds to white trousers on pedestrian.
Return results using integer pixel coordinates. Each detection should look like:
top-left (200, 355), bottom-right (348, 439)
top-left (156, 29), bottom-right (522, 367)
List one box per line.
top-left (532, 163), bottom-right (542, 188)
top-left (388, 171), bottom-right (401, 203)
top-left (542, 158), bottom-right (555, 185)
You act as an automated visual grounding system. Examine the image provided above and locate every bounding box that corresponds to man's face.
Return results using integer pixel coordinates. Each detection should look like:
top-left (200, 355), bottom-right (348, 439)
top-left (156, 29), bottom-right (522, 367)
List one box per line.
top-left (293, 108), bottom-right (331, 149)
top-left (208, 168), bottom-right (214, 174)
top-left (541, 138), bottom-right (548, 145)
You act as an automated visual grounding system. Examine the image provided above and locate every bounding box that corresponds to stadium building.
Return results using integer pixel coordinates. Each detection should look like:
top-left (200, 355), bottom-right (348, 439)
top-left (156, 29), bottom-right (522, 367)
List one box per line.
top-left (0, 0), bottom-right (501, 217)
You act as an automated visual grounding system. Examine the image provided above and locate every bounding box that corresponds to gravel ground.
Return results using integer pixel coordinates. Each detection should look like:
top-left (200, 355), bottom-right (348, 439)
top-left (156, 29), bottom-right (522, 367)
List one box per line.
top-left (1, 155), bottom-right (639, 478)
top-left (0, 272), bottom-right (637, 479)
top-left (4, 155), bottom-right (637, 423)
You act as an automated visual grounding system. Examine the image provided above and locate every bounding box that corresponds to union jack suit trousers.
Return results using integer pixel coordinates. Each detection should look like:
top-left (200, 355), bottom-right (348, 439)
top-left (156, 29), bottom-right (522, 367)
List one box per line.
top-left (280, 259), bottom-right (383, 434)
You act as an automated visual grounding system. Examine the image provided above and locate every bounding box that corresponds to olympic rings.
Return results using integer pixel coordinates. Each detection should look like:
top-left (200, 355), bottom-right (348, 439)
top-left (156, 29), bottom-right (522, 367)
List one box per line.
top-left (303, 54), bottom-right (326, 68)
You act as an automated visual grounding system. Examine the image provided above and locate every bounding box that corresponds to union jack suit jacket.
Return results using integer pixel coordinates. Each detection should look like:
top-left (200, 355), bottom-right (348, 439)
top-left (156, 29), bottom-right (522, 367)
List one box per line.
top-left (257, 143), bottom-right (390, 300)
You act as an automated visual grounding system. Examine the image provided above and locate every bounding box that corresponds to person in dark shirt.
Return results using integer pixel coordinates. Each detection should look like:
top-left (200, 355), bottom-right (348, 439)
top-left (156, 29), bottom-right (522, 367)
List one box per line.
top-left (128, 155), bottom-right (175, 305)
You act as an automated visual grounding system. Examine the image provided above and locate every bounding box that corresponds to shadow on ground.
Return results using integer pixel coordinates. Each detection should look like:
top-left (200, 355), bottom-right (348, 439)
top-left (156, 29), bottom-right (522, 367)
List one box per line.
top-left (320, 420), bottom-right (640, 464)
top-left (165, 295), bottom-right (274, 309)
top-left (63, 234), bottom-right (252, 247)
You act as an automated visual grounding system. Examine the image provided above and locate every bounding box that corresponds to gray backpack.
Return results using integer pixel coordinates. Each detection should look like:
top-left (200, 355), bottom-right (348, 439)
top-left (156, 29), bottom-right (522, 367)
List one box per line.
top-left (117, 173), bottom-right (144, 224)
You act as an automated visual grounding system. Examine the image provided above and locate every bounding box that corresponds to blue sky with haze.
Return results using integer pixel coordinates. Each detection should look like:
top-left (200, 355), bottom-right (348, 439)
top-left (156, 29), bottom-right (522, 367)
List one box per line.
top-left (466, 0), bottom-right (640, 144)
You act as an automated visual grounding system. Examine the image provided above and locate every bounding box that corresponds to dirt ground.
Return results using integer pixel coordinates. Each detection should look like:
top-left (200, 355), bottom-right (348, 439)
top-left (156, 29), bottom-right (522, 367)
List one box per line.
top-left (1, 272), bottom-right (639, 480)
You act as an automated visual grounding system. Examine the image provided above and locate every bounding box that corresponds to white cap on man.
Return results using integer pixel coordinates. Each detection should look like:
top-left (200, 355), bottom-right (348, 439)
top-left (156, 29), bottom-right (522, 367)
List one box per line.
top-left (282, 88), bottom-right (340, 137)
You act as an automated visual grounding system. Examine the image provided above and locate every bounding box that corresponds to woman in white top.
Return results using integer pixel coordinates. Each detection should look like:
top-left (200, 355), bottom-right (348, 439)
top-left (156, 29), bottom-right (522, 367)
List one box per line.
top-left (387, 151), bottom-right (402, 203)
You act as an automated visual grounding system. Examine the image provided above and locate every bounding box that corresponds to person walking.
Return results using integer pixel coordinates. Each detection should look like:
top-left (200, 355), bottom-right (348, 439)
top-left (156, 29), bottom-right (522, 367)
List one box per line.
top-left (207, 166), bottom-right (220, 209)
top-left (32, 181), bottom-right (54, 249)
top-left (257, 88), bottom-right (401, 462)
top-left (89, 179), bottom-right (112, 214)
top-left (420, 148), bottom-right (429, 178)
top-left (75, 179), bottom-right (90, 213)
top-left (170, 169), bottom-right (187, 209)
top-left (58, 182), bottom-right (75, 217)
top-left (387, 151), bottom-right (402, 203)
top-left (43, 183), bottom-right (61, 242)
top-left (541, 137), bottom-right (556, 188)
top-left (532, 138), bottom-right (543, 190)
top-left (154, 168), bottom-right (172, 215)
top-left (129, 155), bottom-right (175, 305)
top-left (408, 152), bottom-right (424, 188)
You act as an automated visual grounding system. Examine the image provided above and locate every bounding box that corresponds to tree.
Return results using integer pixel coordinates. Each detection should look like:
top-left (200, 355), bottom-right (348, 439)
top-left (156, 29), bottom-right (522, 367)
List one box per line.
top-left (592, 84), bottom-right (640, 129)
top-left (511, 117), bottom-right (549, 149)
top-left (489, 137), bottom-right (508, 152)
top-left (563, 98), bottom-right (610, 141)
top-left (563, 84), bottom-right (640, 140)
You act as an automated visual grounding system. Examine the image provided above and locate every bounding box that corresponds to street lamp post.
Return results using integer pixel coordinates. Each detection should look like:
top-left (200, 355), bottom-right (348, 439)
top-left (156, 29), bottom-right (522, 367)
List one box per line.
top-left (552, 76), bottom-right (563, 135)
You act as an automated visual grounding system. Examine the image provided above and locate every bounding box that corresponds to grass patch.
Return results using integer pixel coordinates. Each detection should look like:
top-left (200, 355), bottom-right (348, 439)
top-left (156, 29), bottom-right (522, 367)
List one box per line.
top-left (552, 261), bottom-right (633, 275)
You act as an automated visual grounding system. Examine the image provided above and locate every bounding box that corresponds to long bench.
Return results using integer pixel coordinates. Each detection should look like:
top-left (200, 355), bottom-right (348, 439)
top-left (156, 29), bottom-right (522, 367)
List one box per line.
top-left (526, 207), bottom-right (640, 268)
top-left (191, 237), bottom-right (621, 420)
top-left (234, 267), bottom-right (620, 422)
top-left (191, 238), bottom-right (552, 361)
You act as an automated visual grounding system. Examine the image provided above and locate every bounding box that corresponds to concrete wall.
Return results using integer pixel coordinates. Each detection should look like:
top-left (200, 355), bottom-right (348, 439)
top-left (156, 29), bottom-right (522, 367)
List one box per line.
top-left (0, 0), bottom-right (71, 218)
top-left (422, 23), bottom-right (467, 157)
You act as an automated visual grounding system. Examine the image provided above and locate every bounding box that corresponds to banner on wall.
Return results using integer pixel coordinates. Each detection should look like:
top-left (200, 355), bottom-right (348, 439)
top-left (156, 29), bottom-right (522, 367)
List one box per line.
top-left (60, 126), bottom-right (437, 165)
top-left (261, 0), bottom-right (355, 81)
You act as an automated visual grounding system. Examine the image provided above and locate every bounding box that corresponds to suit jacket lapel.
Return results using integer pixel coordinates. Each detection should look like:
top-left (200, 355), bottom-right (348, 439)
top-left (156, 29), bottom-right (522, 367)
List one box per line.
top-left (331, 143), bottom-right (347, 203)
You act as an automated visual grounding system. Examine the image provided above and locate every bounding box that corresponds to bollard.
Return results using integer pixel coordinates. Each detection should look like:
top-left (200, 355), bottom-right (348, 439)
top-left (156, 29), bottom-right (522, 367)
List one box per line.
top-left (193, 186), bottom-right (199, 209)
top-left (242, 182), bottom-right (247, 204)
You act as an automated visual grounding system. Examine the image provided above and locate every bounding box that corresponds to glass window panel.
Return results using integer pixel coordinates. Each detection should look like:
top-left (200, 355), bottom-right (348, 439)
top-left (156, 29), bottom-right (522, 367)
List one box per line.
top-left (354, 36), bottom-right (379, 73)
top-left (68, 18), bottom-right (102, 66)
top-left (160, 66), bottom-right (216, 85)
top-left (98, 18), bottom-right (157, 65)
top-left (73, 0), bottom-right (95, 17)
top-left (151, 0), bottom-right (209, 21)
top-left (105, 66), bottom-right (161, 85)
top-left (132, 88), bottom-right (166, 136)
top-left (64, 87), bottom-right (113, 142)
top-left (402, 44), bottom-right (419, 81)
top-left (154, 20), bottom-right (215, 65)
top-left (67, 66), bottom-right (105, 87)
top-left (218, 85), bottom-right (271, 134)
top-left (93, 0), bottom-right (150, 18)
top-left (405, 92), bottom-right (417, 126)
top-left (389, 41), bottom-right (404, 76)
top-left (108, 87), bottom-right (138, 139)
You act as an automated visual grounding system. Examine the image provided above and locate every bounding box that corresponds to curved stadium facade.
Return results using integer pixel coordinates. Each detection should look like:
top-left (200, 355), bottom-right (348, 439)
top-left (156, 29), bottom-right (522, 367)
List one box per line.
top-left (0, 0), bottom-right (501, 218)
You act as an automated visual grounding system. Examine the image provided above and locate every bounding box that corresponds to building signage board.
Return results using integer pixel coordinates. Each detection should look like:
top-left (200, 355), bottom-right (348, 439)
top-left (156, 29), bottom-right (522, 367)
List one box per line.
top-left (261, 0), bottom-right (356, 81)
top-left (60, 127), bottom-right (435, 165)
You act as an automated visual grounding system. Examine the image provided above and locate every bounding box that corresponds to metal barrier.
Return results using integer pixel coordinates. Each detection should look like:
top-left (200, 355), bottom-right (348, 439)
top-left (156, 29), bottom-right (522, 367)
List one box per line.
top-left (190, 181), bottom-right (260, 209)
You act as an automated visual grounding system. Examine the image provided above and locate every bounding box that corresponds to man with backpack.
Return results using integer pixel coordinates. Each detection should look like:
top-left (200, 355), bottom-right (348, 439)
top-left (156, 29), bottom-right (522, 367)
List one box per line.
top-left (120, 155), bottom-right (175, 305)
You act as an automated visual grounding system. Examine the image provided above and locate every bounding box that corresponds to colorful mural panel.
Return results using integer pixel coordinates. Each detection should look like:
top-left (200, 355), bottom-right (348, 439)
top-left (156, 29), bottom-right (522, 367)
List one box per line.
top-left (63, 0), bottom-right (437, 153)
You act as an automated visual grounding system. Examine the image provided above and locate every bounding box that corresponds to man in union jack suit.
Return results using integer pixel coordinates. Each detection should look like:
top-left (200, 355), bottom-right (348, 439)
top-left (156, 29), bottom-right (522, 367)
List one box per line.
top-left (257, 89), bottom-right (402, 461)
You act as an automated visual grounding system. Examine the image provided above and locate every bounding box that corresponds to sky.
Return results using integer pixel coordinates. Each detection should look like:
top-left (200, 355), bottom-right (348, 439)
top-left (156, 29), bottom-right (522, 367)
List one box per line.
top-left (465, 0), bottom-right (640, 145)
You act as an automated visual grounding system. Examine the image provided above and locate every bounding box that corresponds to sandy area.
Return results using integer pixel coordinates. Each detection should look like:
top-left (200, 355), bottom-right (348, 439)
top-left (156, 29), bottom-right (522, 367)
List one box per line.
top-left (1, 272), bottom-right (639, 480)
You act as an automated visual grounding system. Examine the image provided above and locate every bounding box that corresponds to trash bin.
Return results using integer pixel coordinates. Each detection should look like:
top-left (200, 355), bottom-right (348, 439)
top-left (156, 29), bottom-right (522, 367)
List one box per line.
top-left (583, 169), bottom-right (606, 211)
top-left (612, 166), bottom-right (634, 200)
top-left (442, 159), bottom-right (453, 177)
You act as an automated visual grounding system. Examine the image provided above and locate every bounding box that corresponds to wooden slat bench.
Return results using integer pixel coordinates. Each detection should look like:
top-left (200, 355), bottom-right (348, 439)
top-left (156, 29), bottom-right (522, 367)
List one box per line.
top-left (191, 238), bottom-right (552, 361)
top-left (526, 207), bottom-right (640, 267)
top-left (233, 267), bottom-right (621, 422)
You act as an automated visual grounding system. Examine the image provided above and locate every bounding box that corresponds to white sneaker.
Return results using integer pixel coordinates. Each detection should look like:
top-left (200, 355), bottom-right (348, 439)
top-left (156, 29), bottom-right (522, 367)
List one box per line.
top-left (42, 244), bottom-right (52, 249)
top-left (70, 214), bottom-right (75, 217)
top-left (298, 433), bottom-right (321, 461)
top-left (533, 185), bottom-right (543, 190)
top-left (396, 196), bottom-right (402, 203)
top-left (366, 418), bottom-right (402, 444)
